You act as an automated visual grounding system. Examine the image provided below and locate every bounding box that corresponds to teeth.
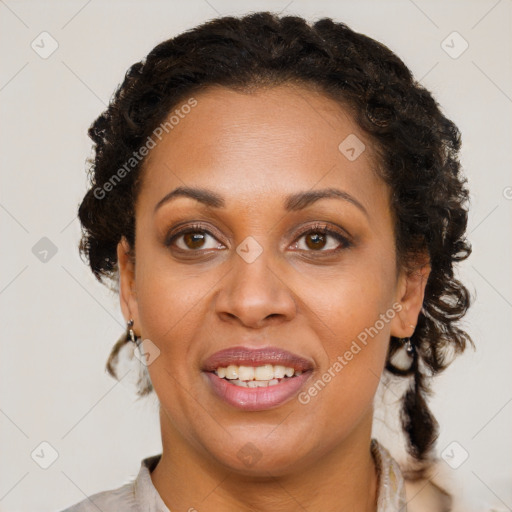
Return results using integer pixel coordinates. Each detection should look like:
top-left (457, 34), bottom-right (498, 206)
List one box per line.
top-left (225, 365), bottom-right (238, 379)
top-left (254, 364), bottom-right (273, 380)
top-left (238, 366), bottom-right (255, 381)
top-left (230, 379), bottom-right (281, 388)
top-left (214, 364), bottom-right (302, 381)
top-left (273, 365), bottom-right (286, 378)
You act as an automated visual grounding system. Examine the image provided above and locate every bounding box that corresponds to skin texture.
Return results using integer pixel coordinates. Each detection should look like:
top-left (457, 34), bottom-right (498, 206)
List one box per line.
top-left (117, 84), bottom-right (430, 511)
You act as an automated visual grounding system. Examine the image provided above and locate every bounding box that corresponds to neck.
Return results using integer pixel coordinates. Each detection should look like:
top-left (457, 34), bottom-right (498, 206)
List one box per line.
top-left (151, 409), bottom-right (379, 512)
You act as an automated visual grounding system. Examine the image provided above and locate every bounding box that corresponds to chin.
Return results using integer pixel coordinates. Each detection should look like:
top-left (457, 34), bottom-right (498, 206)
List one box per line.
top-left (214, 447), bottom-right (308, 478)
top-left (198, 428), bottom-right (319, 477)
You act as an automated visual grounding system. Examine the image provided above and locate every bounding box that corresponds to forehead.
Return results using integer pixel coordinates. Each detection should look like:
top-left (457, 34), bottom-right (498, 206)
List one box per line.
top-left (138, 84), bottom-right (389, 219)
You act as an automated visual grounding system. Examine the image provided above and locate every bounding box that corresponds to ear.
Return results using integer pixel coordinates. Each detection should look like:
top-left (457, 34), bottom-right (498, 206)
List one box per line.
top-left (117, 236), bottom-right (139, 329)
top-left (390, 257), bottom-right (431, 338)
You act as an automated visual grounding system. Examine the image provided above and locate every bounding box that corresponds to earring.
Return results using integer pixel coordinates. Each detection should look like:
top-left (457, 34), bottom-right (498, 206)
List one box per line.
top-left (388, 337), bottom-right (415, 372)
top-left (405, 338), bottom-right (415, 358)
top-left (126, 319), bottom-right (140, 346)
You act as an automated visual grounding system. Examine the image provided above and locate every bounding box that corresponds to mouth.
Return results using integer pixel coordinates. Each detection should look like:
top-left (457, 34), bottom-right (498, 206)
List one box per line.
top-left (202, 346), bottom-right (314, 411)
top-left (211, 363), bottom-right (304, 387)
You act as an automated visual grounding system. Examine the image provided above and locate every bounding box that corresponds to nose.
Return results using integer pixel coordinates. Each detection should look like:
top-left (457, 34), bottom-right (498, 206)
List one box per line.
top-left (214, 244), bottom-right (297, 329)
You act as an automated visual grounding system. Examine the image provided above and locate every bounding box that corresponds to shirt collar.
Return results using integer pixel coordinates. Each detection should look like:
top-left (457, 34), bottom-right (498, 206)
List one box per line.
top-left (134, 440), bottom-right (407, 511)
top-left (135, 454), bottom-right (170, 512)
top-left (371, 439), bottom-right (408, 511)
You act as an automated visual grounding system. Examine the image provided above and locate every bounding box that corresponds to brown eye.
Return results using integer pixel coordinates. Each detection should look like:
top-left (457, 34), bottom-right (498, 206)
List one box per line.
top-left (305, 232), bottom-right (327, 250)
top-left (165, 224), bottom-right (224, 252)
top-left (293, 224), bottom-right (352, 253)
top-left (182, 232), bottom-right (207, 250)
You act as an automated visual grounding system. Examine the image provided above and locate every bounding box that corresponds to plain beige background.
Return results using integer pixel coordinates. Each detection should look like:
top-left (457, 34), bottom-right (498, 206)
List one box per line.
top-left (0, 0), bottom-right (511, 510)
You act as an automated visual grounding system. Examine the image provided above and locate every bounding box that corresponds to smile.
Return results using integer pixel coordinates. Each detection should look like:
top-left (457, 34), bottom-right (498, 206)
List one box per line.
top-left (204, 367), bottom-right (312, 411)
top-left (213, 364), bottom-right (302, 387)
top-left (202, 346), bottom-right (314, 411)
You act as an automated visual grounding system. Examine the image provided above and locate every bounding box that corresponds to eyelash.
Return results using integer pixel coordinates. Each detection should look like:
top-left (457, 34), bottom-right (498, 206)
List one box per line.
top-left (165, 222), bottom-right (352, 255)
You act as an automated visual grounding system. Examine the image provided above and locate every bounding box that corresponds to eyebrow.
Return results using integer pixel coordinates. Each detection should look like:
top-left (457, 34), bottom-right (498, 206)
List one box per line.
top-left (154, 186), bottom-right (369, 217)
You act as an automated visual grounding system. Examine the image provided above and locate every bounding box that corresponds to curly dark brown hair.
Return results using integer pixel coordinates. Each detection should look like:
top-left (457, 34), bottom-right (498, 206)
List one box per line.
top-left (78, 12), bottom-right (473, 474)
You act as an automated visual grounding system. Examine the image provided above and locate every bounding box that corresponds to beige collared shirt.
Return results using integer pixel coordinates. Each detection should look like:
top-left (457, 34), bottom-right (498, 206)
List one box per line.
top-left (60, 439), bottom-right (407, 511)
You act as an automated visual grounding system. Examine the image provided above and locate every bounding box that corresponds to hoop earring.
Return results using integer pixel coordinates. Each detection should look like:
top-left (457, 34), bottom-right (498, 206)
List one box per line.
top-left (126, 319), bottom-right (140, 347)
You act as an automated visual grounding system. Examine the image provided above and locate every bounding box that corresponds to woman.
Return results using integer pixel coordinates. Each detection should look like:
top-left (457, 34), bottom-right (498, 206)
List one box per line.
top-left (61, 11), bottom-right (472, 511)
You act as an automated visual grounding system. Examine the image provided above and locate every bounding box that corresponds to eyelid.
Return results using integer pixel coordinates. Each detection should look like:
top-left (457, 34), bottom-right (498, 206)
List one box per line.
top-left (293, 222), bottom-right (352, 244)
top-left (164, 221), bottom-right (223, 247)
top-left (164, 220), bottom-right (353, 252)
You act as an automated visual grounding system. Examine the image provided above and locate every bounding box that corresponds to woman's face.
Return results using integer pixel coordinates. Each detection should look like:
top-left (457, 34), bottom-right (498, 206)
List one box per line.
top-left (118, 84), bottom-right (428, 475)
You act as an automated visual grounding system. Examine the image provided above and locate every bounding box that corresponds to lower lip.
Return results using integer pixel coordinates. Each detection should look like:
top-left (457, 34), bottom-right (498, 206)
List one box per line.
top-left (204, 371), bottom-right (311, 411)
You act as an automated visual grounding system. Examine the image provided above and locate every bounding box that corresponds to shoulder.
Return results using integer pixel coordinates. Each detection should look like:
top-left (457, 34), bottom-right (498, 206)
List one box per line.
top-left (58, 454), bottom-right (163, 512)
top-left (58, 481), bottom-right (138, 512)
top-left (404, 467), bottom-right (453, 512)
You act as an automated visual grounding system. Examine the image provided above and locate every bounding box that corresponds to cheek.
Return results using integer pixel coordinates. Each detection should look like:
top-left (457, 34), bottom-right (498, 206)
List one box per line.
top-left (133, 259), bottom-right (207, 428)
top-left (297, 251), bottom-right (396, 406)
top-left (133, 251), bottom-right (207, 365)
top-left (303, 248), bottom-right (396, 345)
top-left (134, 236), bottom-right (207, 320)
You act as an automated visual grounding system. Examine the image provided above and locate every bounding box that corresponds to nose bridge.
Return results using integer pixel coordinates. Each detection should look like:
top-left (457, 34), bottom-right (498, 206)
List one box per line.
top-left (215, 232), bottom-right (296, 328)
top-left (235, 235), bottom-right (276, 287)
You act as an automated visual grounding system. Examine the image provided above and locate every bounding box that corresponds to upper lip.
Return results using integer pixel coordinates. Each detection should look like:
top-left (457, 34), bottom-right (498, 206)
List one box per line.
top-left (202, 346), bottom-right (314, 372)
